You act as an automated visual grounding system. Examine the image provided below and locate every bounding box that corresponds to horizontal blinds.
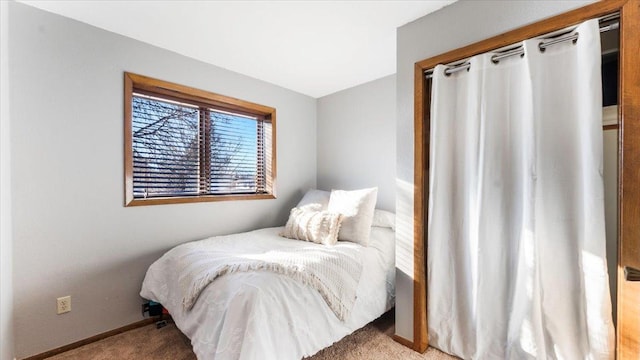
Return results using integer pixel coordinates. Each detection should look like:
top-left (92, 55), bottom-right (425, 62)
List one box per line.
top-left (132, 93), bottom-right (267, 199)
top-left (208, 110), bottom-right (262, 194)
top-left (132, 95), bottom-right (200, 198)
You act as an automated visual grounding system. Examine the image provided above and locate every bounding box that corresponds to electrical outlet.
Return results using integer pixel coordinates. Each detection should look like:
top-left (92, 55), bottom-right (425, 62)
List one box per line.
top-left (57, 296), bottom-right (71, 314)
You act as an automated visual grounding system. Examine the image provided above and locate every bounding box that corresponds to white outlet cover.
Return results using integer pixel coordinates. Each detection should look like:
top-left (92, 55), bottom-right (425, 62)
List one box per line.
top-left (57, 296), bottom-right (71, 314)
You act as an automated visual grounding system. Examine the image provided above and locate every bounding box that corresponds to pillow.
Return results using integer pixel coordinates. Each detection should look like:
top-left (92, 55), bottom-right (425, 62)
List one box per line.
top-left (296, 189), bottom-right (331, 210)
top-left (372, 209), bottom-right (395, 230)
top-left (328, 187), bottom-right (378, 245)
top-left (280, 204), bottom-right (344, 245)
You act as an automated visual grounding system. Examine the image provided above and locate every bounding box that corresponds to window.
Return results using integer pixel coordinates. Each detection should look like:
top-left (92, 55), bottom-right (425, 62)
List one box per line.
top-left (124, 72), bottom-right (276, 206)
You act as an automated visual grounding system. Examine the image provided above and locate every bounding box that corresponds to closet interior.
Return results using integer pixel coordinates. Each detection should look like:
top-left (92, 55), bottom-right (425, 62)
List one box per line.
top-left (601, 17), bottom-right (619, 325)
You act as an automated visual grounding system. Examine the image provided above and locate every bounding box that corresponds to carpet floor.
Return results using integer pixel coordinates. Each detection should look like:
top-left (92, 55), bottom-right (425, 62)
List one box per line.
top-left (47, 310), bottom-right (458, 360)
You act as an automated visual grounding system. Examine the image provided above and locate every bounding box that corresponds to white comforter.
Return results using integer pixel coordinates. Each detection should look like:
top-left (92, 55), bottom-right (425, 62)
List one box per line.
top-left (140, 226), bottom-right (395, 360)
top-left (178, 237), bottom-right (363, 320)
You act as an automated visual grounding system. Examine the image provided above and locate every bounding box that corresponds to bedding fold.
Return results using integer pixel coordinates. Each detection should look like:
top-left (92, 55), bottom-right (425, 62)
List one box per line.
top-left (178, 245), bottom-right (363, 321)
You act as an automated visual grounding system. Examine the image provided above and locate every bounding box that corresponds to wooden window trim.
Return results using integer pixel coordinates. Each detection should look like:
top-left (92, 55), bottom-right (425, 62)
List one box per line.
top-left (410, 1), bottom-right (640, 358)
top-left (124, 72), bottom-right (277, 206)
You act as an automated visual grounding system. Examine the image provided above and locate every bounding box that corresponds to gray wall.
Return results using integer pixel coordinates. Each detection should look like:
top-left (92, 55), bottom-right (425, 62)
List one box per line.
top-left (1, 1), bottom-right (15, 359)
top-left (394, 0), bottom-right (596, 340)
top-left (9, 3), bottom-right (317, 358)
top-left (317, 75), bottom-right (396, 211)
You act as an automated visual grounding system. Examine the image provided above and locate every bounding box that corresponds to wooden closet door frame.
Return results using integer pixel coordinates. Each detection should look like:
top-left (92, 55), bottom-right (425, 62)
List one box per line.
top-left (411, 1), bottom-right (640, 358)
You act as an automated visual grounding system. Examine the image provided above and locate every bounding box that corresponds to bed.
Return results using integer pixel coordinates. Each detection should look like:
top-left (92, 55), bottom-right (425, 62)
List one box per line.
top-left (140, 188), bottom-right (396, 360)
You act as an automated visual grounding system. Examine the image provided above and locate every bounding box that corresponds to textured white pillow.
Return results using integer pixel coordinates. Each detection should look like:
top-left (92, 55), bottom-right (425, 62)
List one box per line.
top-left (328, 188), bottom-right (378, 245)
top-left (372, 209), bottom-right (395, 230)
top-left (296, 189), bottom-right (331, 210)
top-left (280, 204), bottom-right (344, 245)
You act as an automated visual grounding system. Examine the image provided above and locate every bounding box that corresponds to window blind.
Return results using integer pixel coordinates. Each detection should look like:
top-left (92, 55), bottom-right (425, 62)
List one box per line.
top-left (132, 93), bottom-right (268, 199)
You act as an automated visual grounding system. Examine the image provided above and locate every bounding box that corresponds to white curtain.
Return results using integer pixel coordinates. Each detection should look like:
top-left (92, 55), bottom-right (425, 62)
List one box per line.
top-left (427, 19), bottom-right (614, 359)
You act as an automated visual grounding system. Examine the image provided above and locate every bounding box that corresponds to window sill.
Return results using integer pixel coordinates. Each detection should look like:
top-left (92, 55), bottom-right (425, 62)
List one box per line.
top-left (125, 193), bottom-right (276, 207)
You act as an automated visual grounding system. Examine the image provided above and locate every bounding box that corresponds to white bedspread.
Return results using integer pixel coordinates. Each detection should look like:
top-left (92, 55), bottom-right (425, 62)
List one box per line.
top-left (178, 238), bottom-right (363, 321)
top-left (140, 226), bottom-right (395, 360)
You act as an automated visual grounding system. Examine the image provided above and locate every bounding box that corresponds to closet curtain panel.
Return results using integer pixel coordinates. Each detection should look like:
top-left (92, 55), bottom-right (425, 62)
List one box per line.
top-left (427, 19), bottom-right (614, 359)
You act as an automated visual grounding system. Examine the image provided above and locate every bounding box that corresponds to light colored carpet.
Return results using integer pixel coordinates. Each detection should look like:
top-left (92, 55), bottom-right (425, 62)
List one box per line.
top-left (47, 310), bottom-right (457, 359)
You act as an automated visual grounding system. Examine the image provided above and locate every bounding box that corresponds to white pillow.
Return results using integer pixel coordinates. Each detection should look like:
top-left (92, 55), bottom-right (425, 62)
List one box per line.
top-left (280, 204), bottom-right (344, 245)
top-left (328, 188), bottom-right (378, 246)
top-left (372, 209), bottom-right (395, 230)
top-left (296, 189), bottom-right (331, 210)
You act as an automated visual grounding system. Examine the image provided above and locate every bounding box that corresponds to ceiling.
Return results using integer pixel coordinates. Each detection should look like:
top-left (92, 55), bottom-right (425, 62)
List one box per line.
top-left (20, 0), bottom-right (455, 98)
